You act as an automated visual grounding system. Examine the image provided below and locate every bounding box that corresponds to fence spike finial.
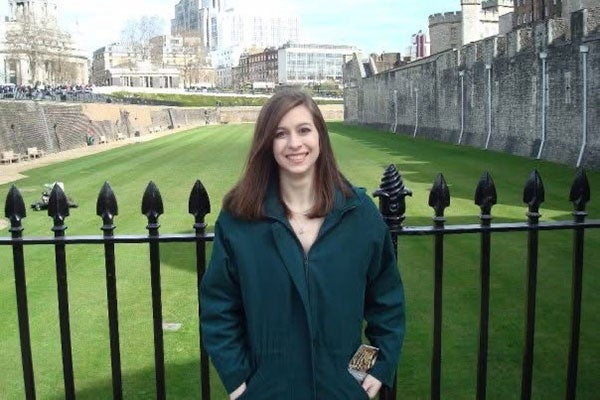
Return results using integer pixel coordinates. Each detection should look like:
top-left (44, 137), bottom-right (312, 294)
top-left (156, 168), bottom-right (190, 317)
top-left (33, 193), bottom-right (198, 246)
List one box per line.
top-left (475, 171), bottom-right (497, 215)
top-left (569, 168), bottom-right (590, 212)
top-left (47, 182), bottom-right (70, 223)
top-left (141, 181), bottom-right (163, 226)
top-left (373, 164), bottom-right (412, 229)
top-left (429, 173), bottom-right (450, 218)
top-left (4, 185), bottom-right (26, 229)
top-left (189, 180), bottom-right (211, 223)
top-left (96, 182), bottom-right (118, 231)
top-left (523, 169), bottom-right (545, 213)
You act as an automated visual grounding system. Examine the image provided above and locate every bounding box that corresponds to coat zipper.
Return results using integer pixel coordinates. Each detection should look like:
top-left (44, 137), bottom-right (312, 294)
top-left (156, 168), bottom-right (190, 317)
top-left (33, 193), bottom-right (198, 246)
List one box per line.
top-left (304, 253), bottom-right (310, 319)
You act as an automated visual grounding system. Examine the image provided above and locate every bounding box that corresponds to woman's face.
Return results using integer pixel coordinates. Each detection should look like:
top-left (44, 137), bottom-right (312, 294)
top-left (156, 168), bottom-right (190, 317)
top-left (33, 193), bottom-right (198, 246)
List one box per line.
top-left (272, 104), bottom-right (321, 181)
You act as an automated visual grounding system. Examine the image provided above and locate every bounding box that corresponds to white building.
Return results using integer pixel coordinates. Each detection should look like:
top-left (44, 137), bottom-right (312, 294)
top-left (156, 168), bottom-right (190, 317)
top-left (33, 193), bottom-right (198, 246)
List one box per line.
top-left (0, 0), bottom-right (88, 85)
top-left (92, 44), bottom-right (180, 88)
top-left (172, 0), bottom-right (230, 49)
top-left (172, 0), bottom-right (298, 55)
top-left (211, 44), bottom-right (244, 87)
top-left (92, 41), bottom-right (185, 88)
top-left (277, 43), bottom-right (357, 86)
top-left (213, 4), bottom-right (300, 51)
top-left (150, 33), bottom-right (214, 87)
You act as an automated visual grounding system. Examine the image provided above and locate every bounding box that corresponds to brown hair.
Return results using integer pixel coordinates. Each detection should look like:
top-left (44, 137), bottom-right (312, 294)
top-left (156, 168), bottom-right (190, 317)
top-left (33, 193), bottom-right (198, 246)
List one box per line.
top-left (223, 89), bottom-right (351, 220)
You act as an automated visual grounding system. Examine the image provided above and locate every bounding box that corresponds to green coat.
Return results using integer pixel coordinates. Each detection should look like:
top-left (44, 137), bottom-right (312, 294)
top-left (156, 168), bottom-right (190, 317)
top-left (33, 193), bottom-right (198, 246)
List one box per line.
top-left (200, 185), bottom-right (405, 399)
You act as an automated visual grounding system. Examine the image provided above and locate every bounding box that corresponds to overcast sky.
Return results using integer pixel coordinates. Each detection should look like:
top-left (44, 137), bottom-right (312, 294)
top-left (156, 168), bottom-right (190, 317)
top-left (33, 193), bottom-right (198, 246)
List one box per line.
top-left (0, 0), bottom-right (456, 56)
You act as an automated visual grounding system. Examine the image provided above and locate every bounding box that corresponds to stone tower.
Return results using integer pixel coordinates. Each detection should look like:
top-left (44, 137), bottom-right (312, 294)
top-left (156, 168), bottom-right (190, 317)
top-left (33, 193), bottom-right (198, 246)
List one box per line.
top-left (461, 0), bottom-right (482, 46)
top-left (8, 0), bottom-right (58, 25)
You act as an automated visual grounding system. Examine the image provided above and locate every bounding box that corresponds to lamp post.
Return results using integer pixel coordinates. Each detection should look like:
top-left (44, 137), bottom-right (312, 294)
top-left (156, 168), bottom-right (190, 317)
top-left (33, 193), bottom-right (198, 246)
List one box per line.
top-left (484, 64), bottom-right (492, 150)
top-left (537, 51), bottom-right (548, 159)
top-left (458, 70), bottom-right (465, 145)
top-left (576, 45), bottom-right (589, 168)
top-left (413, 88), bottom-right (419, 137)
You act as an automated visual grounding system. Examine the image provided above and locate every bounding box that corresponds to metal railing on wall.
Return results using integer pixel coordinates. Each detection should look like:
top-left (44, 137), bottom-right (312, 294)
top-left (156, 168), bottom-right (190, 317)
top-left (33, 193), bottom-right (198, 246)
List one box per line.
top-left (1, 166), bottom-right (599, 400)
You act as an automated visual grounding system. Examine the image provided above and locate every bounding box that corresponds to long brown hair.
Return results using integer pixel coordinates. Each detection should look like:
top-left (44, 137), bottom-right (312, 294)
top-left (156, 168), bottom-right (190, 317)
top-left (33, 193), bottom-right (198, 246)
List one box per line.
top-left (223, 89), bottom-right (351, 220)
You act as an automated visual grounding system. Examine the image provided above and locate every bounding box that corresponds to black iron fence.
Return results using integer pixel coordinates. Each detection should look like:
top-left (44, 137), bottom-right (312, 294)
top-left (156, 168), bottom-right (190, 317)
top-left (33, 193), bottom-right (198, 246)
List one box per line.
top-left (1, 166), bottom-right (598, 400)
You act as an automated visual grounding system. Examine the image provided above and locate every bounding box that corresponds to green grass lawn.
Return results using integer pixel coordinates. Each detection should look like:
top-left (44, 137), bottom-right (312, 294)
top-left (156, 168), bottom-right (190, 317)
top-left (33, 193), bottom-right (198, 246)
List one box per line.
top-left (1, 122), bottom-right (598, 399)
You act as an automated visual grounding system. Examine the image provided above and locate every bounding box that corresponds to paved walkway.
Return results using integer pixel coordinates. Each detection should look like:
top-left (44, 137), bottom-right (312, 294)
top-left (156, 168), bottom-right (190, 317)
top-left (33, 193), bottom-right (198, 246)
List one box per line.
top-left (0, 126), bottom-right (192, 186)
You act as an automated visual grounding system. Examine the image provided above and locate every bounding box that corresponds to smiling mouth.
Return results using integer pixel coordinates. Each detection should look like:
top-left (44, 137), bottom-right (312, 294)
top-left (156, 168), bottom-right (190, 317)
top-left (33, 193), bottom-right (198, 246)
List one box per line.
top-left (286, 153), bottom-right (308, 163)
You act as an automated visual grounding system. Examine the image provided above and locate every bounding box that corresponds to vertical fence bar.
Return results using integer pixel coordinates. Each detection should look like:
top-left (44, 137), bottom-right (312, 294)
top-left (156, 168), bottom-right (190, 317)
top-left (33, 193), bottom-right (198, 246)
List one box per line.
top-left (97, 182), bottom-right (123, 399)
top-left (373, 165), bottom-right (412, 400)
top-left (566, 169), bottom-right (590, 400)
top-left (521, 170), bottom-right (544, 400)
top-left (189, 180), bottom-right (212, 399)
top-left (48, 183), bottom-right (75, 399)
top-left (142, 182), bottom-right (166, 400)
top-left (429, 173), bottom-right (450, 400)
top-left (5, 186), bottom-right (36, 399)
top-left (475, 173), bottom-right (497, 400)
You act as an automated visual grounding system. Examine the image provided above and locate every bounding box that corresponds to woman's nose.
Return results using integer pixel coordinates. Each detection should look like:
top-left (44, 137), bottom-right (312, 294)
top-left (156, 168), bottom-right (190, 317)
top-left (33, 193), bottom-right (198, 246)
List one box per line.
top-left (287, 132), bottom-right (301, 148)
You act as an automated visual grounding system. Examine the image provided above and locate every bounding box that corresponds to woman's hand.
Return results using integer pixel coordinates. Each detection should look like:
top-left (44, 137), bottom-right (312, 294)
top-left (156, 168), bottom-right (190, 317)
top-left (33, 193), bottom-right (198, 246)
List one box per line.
top-left (362, 374), bottom-right (382, 399)
top-left (229, 382), bottom-right (246, 400)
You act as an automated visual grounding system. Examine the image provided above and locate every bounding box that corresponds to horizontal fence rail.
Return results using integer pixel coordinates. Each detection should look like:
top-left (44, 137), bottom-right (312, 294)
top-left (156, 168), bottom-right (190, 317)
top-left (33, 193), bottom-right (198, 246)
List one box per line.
top-left (1, 166), bottom-right (598, 400)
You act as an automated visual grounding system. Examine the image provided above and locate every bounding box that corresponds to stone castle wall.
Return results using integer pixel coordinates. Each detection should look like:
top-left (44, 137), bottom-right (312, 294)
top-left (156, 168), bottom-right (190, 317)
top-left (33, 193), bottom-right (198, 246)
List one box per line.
top-left (0, 102), bottom-right (343, 155)
top-left (344, 8), bottom-right (600, 169)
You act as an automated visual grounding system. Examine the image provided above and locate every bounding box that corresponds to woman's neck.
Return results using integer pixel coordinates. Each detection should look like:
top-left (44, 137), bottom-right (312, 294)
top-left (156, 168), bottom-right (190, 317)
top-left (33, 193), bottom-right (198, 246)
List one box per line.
top-left (279, 174), bottom-right (316, 214)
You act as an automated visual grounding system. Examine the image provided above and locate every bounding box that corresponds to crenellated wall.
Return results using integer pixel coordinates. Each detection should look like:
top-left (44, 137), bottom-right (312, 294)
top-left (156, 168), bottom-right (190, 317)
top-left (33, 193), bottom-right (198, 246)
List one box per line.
top-left (429, 11), bottom-right (463, 27)
top-left (344, 8), bottom-right (600, 169)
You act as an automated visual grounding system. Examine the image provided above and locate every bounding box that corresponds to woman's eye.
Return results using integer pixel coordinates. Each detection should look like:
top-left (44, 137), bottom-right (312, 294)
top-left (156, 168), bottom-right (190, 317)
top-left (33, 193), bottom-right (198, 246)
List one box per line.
top-left (299, 127), bottom-right (312, 134)
top-left (275, 131), bottom-right (286, 138)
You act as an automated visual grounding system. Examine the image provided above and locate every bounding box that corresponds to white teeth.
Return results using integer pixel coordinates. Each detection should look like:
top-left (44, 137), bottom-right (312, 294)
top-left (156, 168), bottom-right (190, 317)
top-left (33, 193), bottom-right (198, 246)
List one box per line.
top-left (287, 154), bottom-right (306, 162)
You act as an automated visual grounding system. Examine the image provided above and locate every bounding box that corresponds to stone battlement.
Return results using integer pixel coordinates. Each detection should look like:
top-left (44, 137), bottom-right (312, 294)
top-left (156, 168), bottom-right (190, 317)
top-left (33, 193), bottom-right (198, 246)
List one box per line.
top-left (482, 0), bottom-right (513, 9)
top-left (343, 6), bottom-right (600, 170)
top-left (429, 11), bottom-right (462, 26)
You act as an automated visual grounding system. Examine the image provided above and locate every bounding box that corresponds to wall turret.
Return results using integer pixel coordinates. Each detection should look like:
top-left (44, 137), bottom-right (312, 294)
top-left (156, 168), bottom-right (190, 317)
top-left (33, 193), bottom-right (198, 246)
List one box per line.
top-left (462, 0), bottom-right (483, 45)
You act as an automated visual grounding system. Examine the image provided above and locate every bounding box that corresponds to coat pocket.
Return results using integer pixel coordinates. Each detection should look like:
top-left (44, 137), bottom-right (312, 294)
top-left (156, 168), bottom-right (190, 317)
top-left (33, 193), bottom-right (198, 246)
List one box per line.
top-left (237, 364), bottom-right (286, 400)
top-left (318, 353), bottom-right (370, 400)
top-left (341, 367), bottom-right (370, 400)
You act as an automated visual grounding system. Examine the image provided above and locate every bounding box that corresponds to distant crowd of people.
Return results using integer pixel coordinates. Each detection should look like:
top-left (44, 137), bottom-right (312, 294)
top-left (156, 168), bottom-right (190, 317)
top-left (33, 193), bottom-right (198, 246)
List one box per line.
top-left (0, 83), bottom-right (95, 100)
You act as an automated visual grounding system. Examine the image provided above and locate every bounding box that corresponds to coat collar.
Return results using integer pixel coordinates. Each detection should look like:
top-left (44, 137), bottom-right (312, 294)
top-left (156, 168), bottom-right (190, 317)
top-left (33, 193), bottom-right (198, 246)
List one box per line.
top-left (263, 180), bottom-right (362, 223)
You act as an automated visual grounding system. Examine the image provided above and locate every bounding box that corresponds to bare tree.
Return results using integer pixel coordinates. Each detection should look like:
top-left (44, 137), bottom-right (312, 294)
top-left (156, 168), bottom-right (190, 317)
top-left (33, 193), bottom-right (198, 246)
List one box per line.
top-left (120, 15), bottom-right (165, 61)
top-left (178, 30), bottom-right (209, 88)
top-left (5, 12), bottom-right (48, 84)
top-left (5, 6), bottom-right (80, 85)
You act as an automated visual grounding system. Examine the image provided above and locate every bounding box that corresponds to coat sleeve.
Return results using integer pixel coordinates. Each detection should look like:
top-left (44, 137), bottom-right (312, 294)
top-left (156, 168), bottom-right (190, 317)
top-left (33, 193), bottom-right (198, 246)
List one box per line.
top-left (364, 223), bottom-right (406, 388)
top-left (200, 216), bottom-right (251, 393)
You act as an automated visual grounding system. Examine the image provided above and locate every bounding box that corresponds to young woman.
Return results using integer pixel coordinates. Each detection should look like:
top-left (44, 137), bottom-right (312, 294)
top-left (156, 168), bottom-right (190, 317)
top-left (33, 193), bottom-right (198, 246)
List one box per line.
top-left (200, 89), bottom-right (405, 399)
